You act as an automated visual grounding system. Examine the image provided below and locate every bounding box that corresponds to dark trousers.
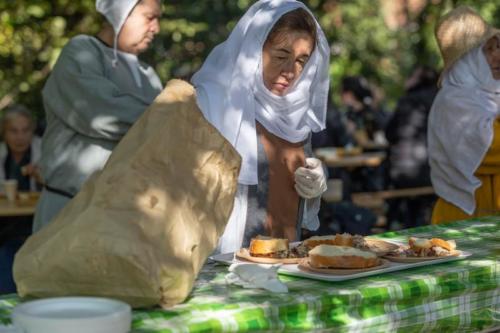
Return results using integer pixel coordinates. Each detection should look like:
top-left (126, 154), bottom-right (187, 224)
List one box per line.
top-left (386, 196), bottom-right (436, 229)
top-left (314, 201), bottom-right (376, 236)
top-left (0, 216), bottom-right (32, 294)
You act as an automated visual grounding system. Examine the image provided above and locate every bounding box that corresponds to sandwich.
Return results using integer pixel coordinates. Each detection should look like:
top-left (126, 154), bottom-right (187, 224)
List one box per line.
top-left (249, 235), bottom-right (289, 258)
top-left (392, 237), bottom-right (458, 257)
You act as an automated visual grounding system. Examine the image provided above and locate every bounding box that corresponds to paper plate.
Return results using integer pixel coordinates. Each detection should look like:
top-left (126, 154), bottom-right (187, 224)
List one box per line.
top-left (384, 250), bottom-right (462, 263)
top-left (235, 248), bottom-right (303, 264)
top-left (11, 297), bottom-right (131, 333)
top-left (298, 258), bottom-right (390, 275)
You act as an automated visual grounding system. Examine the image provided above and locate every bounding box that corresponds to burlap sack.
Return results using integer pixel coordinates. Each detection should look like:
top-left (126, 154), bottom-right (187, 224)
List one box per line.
top-left (13, 80), bottom-right (241, 308)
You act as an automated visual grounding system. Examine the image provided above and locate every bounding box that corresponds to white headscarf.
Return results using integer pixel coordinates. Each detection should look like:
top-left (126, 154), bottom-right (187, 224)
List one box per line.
top-left (96, 0), bottom-right (143, 87)
top-left (191, 0), bottom-right (330, 185)
top-left (428, 44), bottom-right (500, 214)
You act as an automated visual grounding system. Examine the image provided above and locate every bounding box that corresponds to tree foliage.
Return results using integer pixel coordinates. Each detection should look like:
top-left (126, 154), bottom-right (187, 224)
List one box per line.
top-left (0, 0), bottom-right (499, 119)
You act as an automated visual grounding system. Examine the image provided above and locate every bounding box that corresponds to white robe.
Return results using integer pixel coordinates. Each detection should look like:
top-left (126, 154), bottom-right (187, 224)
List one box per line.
top-left (428, 45), bottom-right (500, 214)
top-left (192, 0), bottom-right (330, 253)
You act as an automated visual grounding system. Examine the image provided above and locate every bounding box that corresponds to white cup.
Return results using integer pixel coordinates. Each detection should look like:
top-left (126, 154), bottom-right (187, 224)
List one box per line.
top-left (3, 179), bottom-right (18, 202)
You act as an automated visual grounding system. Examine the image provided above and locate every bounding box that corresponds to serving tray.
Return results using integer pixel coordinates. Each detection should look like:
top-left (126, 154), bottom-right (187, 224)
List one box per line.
top-left (210, 247), bottom-right (472, 282)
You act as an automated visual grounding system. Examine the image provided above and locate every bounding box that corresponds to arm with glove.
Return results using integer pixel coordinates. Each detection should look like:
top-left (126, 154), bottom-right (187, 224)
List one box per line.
top-left (294, 157), bottom-right (328, 232)
top-left (294, 157), bottom-right (327, 199)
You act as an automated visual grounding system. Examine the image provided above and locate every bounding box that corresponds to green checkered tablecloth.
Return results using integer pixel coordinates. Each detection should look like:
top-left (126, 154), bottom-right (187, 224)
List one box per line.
top-left (1, 217), bottom-right (499, 332)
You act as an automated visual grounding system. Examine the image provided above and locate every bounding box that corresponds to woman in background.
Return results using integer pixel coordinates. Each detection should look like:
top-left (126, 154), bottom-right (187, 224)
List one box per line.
top-left (0, 104), bottom-right (41, 294)
top-left (0, 104), bottom-right (42, 191)
top-left (428, 6), bottom-right (500, 223)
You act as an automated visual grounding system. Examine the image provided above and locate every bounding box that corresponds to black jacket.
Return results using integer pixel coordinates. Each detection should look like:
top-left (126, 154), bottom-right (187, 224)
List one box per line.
top-left (385, 86), bottom-right (437, 188)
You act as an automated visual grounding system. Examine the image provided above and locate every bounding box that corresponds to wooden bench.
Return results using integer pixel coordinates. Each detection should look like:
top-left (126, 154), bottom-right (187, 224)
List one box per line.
top-left (351, 186), bottom-right (435, 209)
top-left (352, 186), bottom-right (435, 204)
top-left (323, 186), bottom-right (435, 205)
top-left (322, 186), bottom-right (435, 232)
top-left (351, 187), bottom-right (436, 231)
top-left (351, 186), bottom-right (435, 216)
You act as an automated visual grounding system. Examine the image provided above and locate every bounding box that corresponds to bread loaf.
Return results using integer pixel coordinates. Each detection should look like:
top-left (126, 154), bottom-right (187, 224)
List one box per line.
top-left (309, 245), bottom-right (379, 269)
top-left (409, 237), bottom-right (433, 250)
top-left (430, 238), bottom-right (456, 251)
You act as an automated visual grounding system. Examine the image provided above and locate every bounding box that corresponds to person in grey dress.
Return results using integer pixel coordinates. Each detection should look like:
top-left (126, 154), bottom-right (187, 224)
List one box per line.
top-left (33, 0), bottom-right (163, 232)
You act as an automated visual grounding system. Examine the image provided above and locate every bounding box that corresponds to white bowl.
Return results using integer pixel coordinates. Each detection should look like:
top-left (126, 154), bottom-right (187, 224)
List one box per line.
top-left (0, 326), bottom-right (22, 333)
top-left (11, 297), bottom-right (131, 333)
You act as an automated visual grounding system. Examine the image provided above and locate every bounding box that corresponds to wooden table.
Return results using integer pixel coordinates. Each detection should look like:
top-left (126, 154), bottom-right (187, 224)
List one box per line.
top-left (315, 147), bottom-right (386, 168)
top-left (0, 192), bottom-right (40, 217)
top-left (360, 140), bottom-right (388, 151)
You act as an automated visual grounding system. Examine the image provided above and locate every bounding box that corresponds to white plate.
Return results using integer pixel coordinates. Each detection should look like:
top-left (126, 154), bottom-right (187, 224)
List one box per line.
top-left (278, 251), bottom-right (471, 281)
top-left (210, 249), bottom-right (472, 282)
top-left (11, 297), bottom-right (131, 333)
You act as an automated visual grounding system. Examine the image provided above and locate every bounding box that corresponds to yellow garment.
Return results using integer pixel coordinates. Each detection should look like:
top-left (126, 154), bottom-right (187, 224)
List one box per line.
top-left (432, 118), bottom-right (500, 224)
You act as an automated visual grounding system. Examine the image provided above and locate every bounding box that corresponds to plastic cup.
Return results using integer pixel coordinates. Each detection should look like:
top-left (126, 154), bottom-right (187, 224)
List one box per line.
top-left (4, 179), bottom-right (18, 202)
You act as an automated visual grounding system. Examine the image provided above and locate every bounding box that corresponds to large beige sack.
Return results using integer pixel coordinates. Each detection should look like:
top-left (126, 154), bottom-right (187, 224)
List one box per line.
top-left (13, 80), bottom-right (241, 308)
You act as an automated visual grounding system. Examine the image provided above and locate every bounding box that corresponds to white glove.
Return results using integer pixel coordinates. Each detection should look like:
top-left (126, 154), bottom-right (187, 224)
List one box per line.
top-left (294, 157), bottom-right (327, 199)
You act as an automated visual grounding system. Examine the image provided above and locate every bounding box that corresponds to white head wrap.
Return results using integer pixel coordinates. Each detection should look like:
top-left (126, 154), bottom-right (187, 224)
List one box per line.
top-left (428, 44), bottom-right (500, 214)
top-left (191, 0), bottom-right (330, 185)
top-left (96, 0), bottom-right (143, 87)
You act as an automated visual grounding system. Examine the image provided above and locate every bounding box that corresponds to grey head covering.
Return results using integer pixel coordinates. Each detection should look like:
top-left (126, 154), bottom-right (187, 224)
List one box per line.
top-left (96, 0), bottom-right (140, 67)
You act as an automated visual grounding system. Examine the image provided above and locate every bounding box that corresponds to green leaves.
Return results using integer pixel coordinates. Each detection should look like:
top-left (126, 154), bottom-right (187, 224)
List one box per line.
top-left (1, 0), bottom-right (499, 119)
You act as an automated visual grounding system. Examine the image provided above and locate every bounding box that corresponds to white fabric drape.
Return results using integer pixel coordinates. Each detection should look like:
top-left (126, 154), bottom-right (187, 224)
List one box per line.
top-left (191, 0), bottom-right (330, 185)
top-left (428, 45), bottom-right (500, 214)
top-left (216, 185), bottom-right (249, 254)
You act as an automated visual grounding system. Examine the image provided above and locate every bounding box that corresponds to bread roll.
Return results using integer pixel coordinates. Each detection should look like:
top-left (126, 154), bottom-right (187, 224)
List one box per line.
top-left (303, 235), bottom-right (337, 249)
top-left (309, 245), bottom-right (379, 269)
top-left (249, 236), bottom-right (289, 258)
top-left (431, 238), bottom-right (456, 251)
top-left (334, 233), bottom-right (354, 246)
top-left (409, 237), bottom-right (432, 250)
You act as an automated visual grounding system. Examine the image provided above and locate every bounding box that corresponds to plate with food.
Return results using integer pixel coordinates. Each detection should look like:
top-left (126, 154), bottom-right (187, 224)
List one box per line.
top-left (303, 233), bottom-right (400, 256)
top-left (220, 233), bottom-right (401, 265)
top-left (297, 245), bottom-right (391, 275)
top-left (234, 236), bottom-right (308, 264)
top-left (210, 235), bottom-right (471, 282)
top-left (384, 237), bottom-right (461, 262)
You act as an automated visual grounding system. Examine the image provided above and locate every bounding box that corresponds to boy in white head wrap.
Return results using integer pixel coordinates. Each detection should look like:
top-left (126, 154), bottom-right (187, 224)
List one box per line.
top-left (428, 6), bottom-right (500, 224)
top-left (191, 0), bottom-right (330, 253)
top-left (33, 0), bottom-right (163, 232)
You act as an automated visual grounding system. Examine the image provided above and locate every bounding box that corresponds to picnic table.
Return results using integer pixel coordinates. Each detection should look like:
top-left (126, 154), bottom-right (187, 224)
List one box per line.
top-left (315, 147), bottom-right (386, 169)
top-left (0, 192), bottom-right (39, 217)
top-left (359, 140), bottom-right (389, 151)
top-left (1, 217), bottom-right (499, 332)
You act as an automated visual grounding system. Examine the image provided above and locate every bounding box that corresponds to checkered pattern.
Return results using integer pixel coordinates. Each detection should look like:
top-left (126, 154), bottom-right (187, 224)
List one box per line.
top-left (1, 217), bottom-right (499, 332)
